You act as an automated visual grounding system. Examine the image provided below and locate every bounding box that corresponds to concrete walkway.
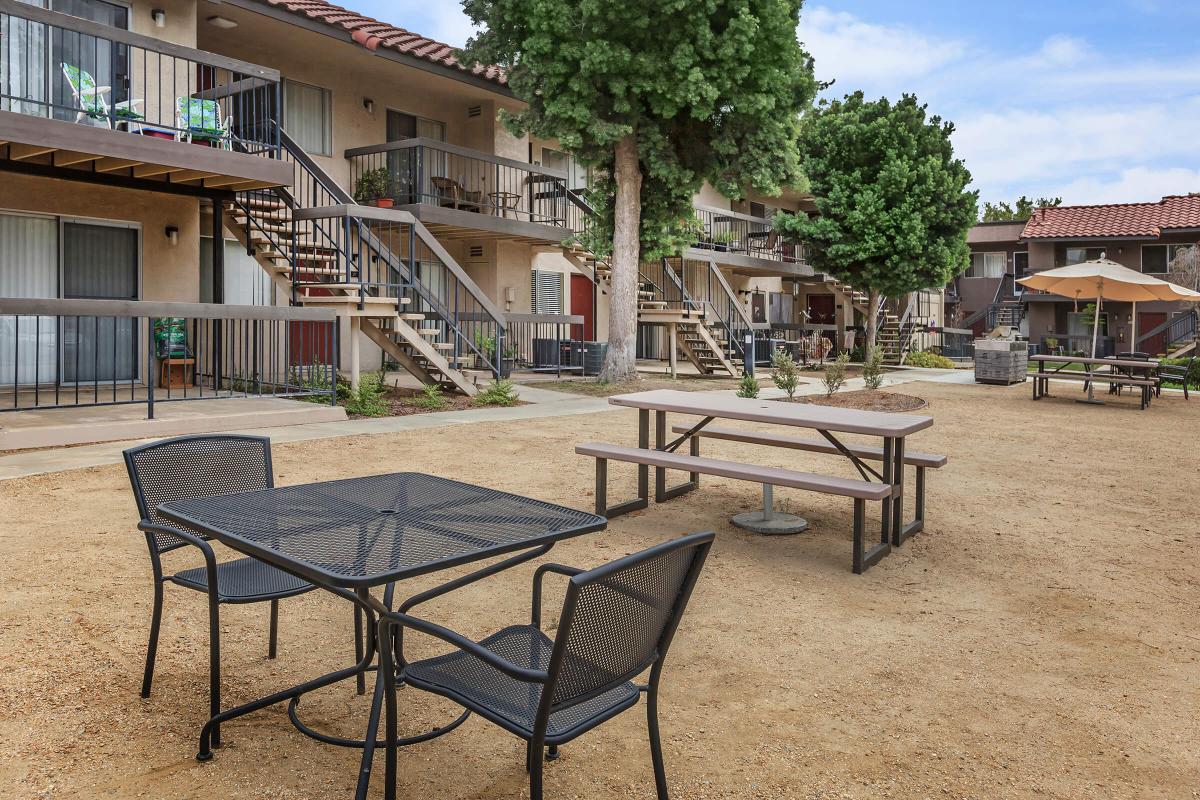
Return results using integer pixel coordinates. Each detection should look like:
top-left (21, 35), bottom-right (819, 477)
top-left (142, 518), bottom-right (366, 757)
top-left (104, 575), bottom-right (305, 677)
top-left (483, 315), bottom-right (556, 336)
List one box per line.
top-left (0, 369), bottom-right (964, 481)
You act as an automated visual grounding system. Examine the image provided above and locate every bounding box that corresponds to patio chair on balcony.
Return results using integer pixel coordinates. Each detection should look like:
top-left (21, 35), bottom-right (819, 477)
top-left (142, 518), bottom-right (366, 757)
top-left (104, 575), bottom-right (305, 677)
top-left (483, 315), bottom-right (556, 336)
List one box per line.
top-left (123, 434), bottom-right (315, 747)
top-left (377, 532), bottom-right (715, 800)
top-left (175, 97), bottom-right (233, 150)
top-left (430, 176), bottom-right (483, 212)
top-left (60, 62), bottom-right (143, 130)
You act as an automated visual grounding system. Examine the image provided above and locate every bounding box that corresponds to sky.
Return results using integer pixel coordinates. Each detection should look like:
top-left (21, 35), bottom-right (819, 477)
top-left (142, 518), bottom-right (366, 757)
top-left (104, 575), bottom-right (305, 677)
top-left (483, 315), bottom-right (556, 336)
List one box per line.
top-left (349, 0), bottom-right (1200, 208)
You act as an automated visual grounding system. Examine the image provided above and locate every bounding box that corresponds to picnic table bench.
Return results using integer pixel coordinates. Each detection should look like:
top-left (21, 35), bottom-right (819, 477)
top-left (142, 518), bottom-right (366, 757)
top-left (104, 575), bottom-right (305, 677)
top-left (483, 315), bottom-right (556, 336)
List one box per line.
top-left (576, 390), bottom-right (943, 573)
top-left (1030, 355), bottom-right (1159, 409)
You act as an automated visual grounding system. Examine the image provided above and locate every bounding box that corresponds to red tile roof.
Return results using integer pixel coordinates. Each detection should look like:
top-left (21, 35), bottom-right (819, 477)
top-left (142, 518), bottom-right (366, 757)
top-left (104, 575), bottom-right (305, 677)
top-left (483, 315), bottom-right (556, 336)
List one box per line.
top-left (1021, 194), bottom-right (1200, 240)
top-left (263, 0), bottom-right (507, 86)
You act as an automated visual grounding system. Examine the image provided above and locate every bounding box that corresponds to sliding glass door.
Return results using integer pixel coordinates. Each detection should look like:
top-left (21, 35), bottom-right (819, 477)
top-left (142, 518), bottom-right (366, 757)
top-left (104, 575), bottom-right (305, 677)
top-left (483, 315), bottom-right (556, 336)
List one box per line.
top-left (61, 220), bottom-right (138, 382)
top-left (0, 213), bottom-right (58, 386)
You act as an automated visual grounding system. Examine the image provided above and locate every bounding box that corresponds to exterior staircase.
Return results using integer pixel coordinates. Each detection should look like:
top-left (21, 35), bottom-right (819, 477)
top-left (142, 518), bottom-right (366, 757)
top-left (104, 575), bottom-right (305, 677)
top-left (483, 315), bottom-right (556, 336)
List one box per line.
top-left (223, 130), bottom-right (505, 395)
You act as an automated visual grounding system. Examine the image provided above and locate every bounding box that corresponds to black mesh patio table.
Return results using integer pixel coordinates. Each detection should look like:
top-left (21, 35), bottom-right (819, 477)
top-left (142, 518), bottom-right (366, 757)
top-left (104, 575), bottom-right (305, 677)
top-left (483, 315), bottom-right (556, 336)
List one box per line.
top-left (157, 472), bottom-right (606, 800)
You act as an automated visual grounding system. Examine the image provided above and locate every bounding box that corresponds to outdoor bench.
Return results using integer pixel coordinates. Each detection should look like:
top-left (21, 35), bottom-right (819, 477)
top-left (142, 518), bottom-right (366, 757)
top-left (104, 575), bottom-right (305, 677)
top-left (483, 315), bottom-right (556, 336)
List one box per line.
top-left (670, 424), bottom-right (946, 541)
top-left (1032, 370), bottom-right (1157, 409)
top-left (575, 441), bottom-right (893, 573)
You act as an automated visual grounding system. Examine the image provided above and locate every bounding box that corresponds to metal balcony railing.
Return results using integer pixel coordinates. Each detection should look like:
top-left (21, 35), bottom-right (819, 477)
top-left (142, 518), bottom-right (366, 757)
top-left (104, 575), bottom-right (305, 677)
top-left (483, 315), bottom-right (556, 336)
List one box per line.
top-left (691, 204), bottom-right (805, 265)
top-left (0, 0), bottom-right (281, 156)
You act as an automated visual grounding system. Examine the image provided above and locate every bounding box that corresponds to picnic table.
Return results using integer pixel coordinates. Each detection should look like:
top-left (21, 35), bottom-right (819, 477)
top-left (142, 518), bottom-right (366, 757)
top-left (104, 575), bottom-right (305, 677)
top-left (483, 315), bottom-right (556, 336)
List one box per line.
top-left (1030, 354), bottom-right (1159, 408)
top-left (576, 389), bottom-right (941, 573)
top-left (157, 472), bottom-right (605, 800)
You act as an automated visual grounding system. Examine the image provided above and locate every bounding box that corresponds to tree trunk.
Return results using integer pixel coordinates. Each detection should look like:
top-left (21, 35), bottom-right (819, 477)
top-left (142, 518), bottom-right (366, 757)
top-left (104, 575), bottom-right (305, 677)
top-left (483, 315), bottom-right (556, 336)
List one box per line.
top-left (865, 289), bottom-right (880, 359)
top-left (600, 132), bottom-right (642, 383)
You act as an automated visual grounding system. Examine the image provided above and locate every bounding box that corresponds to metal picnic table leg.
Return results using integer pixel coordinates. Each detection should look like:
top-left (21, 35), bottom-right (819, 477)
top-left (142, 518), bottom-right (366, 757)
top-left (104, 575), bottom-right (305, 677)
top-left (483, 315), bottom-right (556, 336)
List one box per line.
top-left (891, 436), bottom-right (909, 547)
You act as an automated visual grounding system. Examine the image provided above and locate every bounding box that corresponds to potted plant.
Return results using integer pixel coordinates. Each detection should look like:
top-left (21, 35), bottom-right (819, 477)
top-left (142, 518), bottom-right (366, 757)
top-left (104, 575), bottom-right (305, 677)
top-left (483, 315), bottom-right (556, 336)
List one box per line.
top-left (353, 168), bottom-right (393, 208)
top-left (473, 331), bottom-right (497, 370)
top-left (710, 230), bottom-right (737, 252)
top-left (113, 106), bottom-right (144, 131)
top-left (502, 344), bottom-right (518, 373)
top-left (1044, 336), bottom-right (1059, 355)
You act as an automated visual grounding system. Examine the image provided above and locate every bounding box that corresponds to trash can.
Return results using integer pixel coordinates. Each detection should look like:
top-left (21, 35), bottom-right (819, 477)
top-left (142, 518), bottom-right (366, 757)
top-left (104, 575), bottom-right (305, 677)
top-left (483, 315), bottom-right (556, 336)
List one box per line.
top-left (582, 341), bottom-right (608, 376)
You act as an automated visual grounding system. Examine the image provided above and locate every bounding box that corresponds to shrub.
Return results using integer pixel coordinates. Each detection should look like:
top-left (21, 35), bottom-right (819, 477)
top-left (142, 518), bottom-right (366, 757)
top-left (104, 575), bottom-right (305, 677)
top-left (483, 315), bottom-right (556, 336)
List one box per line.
top-left (770, 348), bottom-right (800, 399)
top-left (352, 167), bottom-right (389, 204)
top-left (473, 377), bottom-right (520, 406)
top-left (344, 370), bottom-right (389, 416)
top-left (736, 372), bottom-right (760, 398)
top-left (823, 351), bottom-right (850, 397)
top-left (1159, 357), bottom-right (1200, 388)
top-left (863, 348), bottom-right (885, 390)
top-left (906, 349), bottom-right (956, 370)
top-left (412, 383), bottom-right (448, 410)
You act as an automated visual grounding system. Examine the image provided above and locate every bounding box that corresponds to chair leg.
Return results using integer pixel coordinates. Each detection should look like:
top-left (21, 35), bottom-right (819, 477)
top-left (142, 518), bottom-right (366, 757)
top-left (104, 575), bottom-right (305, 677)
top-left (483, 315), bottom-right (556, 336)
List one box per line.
top-left (647, 686), bottom-right (670, 799)
top-left (141, 580), bottom-right (164, 698)
top-left (267, 599), bottom-right (279, 660)
top-left (208, 593), bottom-right (222, 749)
top-left (381, 623), bottom-right (399, 800)
top-left (529, 735), bottom-right (545, 800)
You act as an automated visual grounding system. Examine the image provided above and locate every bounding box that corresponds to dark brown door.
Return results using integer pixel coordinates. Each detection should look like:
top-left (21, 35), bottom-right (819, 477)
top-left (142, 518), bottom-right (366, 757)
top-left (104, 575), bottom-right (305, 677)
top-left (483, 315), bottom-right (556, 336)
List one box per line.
top-left (1137, 311), bottom-right (1168, 355)
top-left (807, 293), bottom-right (836, 325)
top-left (570, 274), bottom-right (594, 340)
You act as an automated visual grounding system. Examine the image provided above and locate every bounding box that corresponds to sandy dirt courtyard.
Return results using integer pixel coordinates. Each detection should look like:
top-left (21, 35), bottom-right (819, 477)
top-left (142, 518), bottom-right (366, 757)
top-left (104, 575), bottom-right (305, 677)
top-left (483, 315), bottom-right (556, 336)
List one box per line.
top-left (1, 380), bottom-right (1197, 799)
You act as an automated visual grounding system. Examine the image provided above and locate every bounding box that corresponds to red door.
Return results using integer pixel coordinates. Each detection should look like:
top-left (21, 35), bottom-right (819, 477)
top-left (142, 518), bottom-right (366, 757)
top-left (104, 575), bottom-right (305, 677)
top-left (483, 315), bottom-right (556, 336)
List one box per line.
top-left (1137, 311), bottom-right (1168, 355)
top-left (807, 293), bottom-right (836, 325)
top-left (570, 274), bottom-right (594, 340)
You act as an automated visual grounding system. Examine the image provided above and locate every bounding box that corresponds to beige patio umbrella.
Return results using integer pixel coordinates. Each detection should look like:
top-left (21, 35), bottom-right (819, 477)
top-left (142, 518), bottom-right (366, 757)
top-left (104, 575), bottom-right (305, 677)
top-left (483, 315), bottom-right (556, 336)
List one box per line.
top-left (1017, 258), bottom-right (1200, 357)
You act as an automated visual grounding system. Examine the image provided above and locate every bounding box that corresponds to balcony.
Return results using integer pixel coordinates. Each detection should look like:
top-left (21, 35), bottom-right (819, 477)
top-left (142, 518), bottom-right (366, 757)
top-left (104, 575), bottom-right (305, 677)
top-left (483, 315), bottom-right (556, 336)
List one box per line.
top-left (345, 138), bottom-right (587, 244)
top-left (0, 0), bottom-right (291, 192)
top-left (686, 204), bottom-right (810, 275)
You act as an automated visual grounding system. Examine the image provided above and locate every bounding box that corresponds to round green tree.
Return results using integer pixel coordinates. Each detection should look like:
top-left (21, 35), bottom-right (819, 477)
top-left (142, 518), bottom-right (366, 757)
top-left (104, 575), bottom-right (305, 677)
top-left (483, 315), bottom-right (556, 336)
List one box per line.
top-left (774, 92), bottom-right (977, 355)
top-left (461, 0), bottom-right (817, 381)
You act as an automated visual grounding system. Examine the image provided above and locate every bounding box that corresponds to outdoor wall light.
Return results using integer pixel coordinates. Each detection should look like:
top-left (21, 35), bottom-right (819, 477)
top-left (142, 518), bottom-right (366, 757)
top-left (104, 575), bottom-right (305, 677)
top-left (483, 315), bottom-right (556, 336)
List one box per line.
top-left (151, 8), bottom-right (166, 28)
top-left (165, 226), bottom-right (179, 246)
top-left (363, 98), bottom-right (375, 114)
top-left (206, 15), bottom-right (238, 29)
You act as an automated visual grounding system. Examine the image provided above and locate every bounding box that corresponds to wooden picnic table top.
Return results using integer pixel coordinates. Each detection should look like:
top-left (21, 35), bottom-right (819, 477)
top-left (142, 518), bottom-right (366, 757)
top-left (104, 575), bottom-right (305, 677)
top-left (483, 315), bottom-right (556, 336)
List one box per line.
top-left (1030, 354), bottom-right (1160, 369)
top-left (608, 389), bottom-right (933, 437)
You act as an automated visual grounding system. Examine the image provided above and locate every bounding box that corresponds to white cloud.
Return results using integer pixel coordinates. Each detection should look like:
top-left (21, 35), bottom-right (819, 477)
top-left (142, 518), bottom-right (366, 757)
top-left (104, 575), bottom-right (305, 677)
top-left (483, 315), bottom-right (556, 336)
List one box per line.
top-left (797, 6), bottom-right (1200, 206)
top-left (798, 7), bottom-right (966, 94)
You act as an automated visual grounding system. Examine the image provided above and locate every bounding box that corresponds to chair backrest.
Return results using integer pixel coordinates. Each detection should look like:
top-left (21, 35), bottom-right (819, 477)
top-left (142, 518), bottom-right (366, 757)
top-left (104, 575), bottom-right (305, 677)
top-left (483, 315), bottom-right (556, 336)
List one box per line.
top-left (60, 63), bottom-right (105, 114)
top-left (123, 434), bottom-right (273, 553)
top-left (176, 97), bottom-right (225, 133)
top-left (543, 532), bottom-right (714, 712)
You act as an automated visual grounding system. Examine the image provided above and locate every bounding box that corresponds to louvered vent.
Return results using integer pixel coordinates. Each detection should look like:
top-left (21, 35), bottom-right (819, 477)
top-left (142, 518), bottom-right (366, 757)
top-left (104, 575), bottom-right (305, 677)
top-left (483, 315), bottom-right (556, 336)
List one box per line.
top-left (531, 269), bottom-right (564, 314)
top-left (468, 245), bottom-right (484, 258)
top-left (467, 105), bottom-right (482, 118)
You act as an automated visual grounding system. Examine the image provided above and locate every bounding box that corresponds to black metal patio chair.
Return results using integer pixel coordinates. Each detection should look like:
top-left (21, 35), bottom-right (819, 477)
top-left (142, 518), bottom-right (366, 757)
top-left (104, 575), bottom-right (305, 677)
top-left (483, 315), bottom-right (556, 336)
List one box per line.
top-left (377, 531), bottom-right (715, 800)
top-left (123, 434), bottom-right (315, 747)
top-left (1157, 355), bottom-right (1196, 399)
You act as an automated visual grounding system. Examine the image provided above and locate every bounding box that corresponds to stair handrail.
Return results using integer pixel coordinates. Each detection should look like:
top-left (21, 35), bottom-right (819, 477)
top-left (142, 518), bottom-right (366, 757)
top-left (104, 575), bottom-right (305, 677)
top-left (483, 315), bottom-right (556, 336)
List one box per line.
top-left (1136, 307), bottom-right (1198, 351)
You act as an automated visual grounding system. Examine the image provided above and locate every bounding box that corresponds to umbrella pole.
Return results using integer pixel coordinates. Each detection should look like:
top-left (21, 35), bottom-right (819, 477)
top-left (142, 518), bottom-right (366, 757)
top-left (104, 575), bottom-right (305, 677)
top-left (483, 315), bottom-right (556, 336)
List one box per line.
top-left (1131, 301), bottom-right (1137, 352)
top-left (1082, 290), bottom-right (1104, 403)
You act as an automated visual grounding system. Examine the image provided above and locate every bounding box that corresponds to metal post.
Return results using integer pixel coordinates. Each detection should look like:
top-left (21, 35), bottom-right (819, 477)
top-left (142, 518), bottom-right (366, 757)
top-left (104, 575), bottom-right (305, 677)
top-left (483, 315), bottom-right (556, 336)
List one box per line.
top-left (211, 196), bottom-right (224, 391)
top-left (145, 317), bottom-right (155, 420)
top-left (743, 333), bottom-right (755, 377)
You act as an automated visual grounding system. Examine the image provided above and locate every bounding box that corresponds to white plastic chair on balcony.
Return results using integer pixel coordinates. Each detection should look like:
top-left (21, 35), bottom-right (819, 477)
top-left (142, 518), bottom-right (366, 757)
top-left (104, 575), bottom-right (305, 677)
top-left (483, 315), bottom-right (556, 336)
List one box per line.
top-left (60, 63), bottom-right (143, 130)
top-left (175, 98), bottom-right (233, 150)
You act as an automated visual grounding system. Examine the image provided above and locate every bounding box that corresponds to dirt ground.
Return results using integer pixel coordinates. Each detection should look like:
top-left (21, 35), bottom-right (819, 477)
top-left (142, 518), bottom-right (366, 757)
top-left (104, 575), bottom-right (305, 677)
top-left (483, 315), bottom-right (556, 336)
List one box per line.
top-left (1, 380), bottom-right (1197, 799)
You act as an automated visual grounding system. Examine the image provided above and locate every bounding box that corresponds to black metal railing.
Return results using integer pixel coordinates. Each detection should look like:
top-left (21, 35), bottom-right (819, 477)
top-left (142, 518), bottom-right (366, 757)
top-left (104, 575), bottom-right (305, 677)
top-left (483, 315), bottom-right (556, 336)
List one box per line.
top-left (1137, 309), bottom-right (1197, 353)
top-left (504, 313), bottom-right (586, 376)
top-left (1036, 333), bottom-right (1115, 358)
top-left (927, 327), bottom-right (975, 361)
top-left (0, 298), bottom-right (337, 415)
top-left (345, 138), bottom-right (587, 231)
top-left (0, 0), bottom-right (281, 156)
top-left (691, 205), bottom-right (804, 264)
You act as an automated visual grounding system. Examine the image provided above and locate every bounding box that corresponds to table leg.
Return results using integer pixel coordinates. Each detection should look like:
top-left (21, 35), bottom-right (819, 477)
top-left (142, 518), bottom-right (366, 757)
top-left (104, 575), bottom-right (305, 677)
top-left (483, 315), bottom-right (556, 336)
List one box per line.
top-left (638, 408), bottom-right (649, 500)
top-left (880, 437), bottom-right (893, 547)
top-left (891, 436), bottom-right (909, 547)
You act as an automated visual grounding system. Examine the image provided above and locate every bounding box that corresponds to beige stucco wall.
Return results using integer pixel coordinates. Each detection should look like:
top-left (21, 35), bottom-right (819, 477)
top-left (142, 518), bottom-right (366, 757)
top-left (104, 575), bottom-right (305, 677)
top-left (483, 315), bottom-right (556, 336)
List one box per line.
top-left (132, 0), bottom-right (197, 47)
top-left (0, 174), bottom-right (200, 301)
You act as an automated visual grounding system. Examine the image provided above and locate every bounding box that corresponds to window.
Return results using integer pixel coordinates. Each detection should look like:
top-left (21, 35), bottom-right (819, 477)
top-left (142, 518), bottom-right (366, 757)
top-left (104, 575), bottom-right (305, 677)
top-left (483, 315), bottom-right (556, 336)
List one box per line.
top-left (283, 80), bottom-right (332, 156)
top-left (967, 252), bottom-right (1005, 278)
top-left (531, 269), bottom-right (564, 314)
top-left (1141, 243), bottom-right (1196, 275)
top-left (1058, 246), bottom-right (1104, 267)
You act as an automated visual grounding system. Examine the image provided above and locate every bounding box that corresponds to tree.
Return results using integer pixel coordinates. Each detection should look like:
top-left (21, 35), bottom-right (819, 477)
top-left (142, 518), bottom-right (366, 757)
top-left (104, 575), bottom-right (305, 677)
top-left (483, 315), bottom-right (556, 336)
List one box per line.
top-left (460, 0), bottom-right (817, 381)
top-left (773, 92), bottom-right (977, 356)
top-left (980, 196), bottom-right (1062, 222)
top-left (1168, 243), bottom-right (1200, 292)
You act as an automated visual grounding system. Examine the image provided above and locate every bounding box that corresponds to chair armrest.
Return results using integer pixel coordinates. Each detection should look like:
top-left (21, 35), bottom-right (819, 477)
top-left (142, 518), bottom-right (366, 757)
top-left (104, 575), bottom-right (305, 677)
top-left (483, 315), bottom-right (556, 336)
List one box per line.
top-left (138, 520), bottom-right (215, 556)
top-left (379, 611), bottom-right (549, 684)
top-left (532, 563), bottom-right (583, 626)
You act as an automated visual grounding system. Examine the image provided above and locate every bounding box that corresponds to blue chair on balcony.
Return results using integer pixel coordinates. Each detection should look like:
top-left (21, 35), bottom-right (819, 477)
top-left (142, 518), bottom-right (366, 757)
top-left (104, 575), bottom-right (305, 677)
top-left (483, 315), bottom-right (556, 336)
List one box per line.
top-left (175, 97), bottom-right (233, 150)
top-left (61, 63), bottom-right (143, 130)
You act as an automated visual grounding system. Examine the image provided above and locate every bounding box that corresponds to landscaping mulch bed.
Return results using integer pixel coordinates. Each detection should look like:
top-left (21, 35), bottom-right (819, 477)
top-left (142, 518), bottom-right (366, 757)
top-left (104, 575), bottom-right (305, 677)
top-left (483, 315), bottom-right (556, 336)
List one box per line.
top-left (776, 388), bottom-right (928, 412)
top-left (347, 386), bottom-right (525, 419)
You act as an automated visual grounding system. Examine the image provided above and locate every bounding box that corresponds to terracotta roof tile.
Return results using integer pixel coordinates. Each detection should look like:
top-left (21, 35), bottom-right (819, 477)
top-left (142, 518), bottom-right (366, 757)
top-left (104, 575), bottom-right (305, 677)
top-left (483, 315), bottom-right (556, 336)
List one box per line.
top-left (264, 0), bottom-right (506, 86)
top-left (1021, 194), bottom-right (1200, 240)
